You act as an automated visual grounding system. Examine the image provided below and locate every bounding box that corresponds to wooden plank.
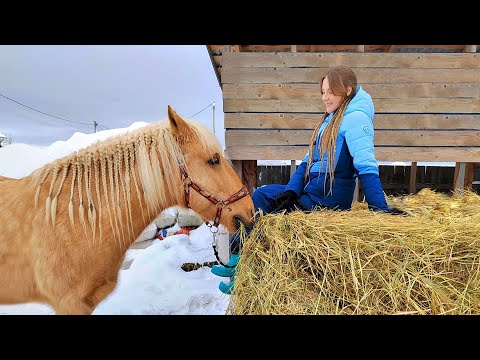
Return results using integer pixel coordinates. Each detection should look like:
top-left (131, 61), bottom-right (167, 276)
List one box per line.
top-left (222, 83), bottom-right (480, 100)
top-left (226, 146), bottom-right (480, 162)
top-left (221, 67), bottom-right (480, 84)
top-left (222, 52), bottom-right (480, 69)
top-left (226, 129), bottom-right (480, 147)
top-left (225, 113), bottom-right (480, 130)
top-left (224, 97), bottom-right (480, 113)
top-left (209, 45), bottom-right (466, 54)
top-left (465, 45), bottom-right (477, 53)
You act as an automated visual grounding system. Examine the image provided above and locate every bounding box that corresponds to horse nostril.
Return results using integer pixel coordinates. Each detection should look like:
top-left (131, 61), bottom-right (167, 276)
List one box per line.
top-left (233, 215), bottom-right (242, 227)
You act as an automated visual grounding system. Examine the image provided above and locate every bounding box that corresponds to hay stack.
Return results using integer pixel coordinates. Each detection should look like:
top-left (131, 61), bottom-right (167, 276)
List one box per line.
top-left (228, 189), bottom-right (480, 315)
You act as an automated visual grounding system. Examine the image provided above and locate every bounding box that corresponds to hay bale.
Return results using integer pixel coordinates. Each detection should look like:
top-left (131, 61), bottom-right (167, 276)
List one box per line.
top-left (229, 189), bottom-right (480, 315)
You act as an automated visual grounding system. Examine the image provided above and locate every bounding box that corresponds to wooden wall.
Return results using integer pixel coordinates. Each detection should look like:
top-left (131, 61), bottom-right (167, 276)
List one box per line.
top-left (222, 52), bottom-right (480, 163)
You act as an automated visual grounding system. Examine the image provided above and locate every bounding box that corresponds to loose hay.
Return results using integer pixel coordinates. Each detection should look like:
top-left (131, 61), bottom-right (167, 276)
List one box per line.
top-left (228, 189), bottom-right (480, 315)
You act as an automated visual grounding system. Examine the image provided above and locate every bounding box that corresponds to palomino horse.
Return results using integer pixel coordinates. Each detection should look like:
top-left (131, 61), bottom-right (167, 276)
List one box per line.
top-left (0, 105), bottom-right (254, 314)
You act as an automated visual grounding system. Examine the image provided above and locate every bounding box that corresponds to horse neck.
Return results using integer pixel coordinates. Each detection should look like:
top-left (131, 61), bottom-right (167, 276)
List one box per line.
top-left (30, 128), bottom-right (188, 253)
top-left (93, 154), bottom-right (185, 252)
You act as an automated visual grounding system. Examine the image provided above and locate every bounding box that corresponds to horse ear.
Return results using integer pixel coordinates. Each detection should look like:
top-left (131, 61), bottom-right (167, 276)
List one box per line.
top-left (168, 105), bottom-right (195, 144)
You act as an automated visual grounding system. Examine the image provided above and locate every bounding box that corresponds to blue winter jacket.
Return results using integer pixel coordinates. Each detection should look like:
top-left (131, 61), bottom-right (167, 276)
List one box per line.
top-left (284, 86), bottom-right (389, 211)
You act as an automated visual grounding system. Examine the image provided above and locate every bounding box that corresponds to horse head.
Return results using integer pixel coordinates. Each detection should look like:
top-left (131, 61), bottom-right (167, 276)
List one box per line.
top-left (167, 105), bottom-right (254, 232)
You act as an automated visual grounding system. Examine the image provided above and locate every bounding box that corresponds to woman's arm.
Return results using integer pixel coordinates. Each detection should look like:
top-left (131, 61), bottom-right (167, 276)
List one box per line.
top-left (344, 112), bottom-right (389, 211)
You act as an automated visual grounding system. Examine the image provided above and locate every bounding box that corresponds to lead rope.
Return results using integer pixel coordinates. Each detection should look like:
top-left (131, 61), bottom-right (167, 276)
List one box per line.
top-left (206, 222), bottom-right (236, 268)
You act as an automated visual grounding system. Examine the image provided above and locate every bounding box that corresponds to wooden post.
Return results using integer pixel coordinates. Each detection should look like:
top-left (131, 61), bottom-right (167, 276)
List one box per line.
top-left (409, 162), bottom-right (418, 194)
top-left (352, 178), bottom-right (360, 204)
top-left (232, 160), bottom-right (242, 182)
top-left (465, 163), bottom-right (475, 189)
top-left (454, 162), bottom-right (467, 194)
top-left (242, 160), bottom-right (257, 196)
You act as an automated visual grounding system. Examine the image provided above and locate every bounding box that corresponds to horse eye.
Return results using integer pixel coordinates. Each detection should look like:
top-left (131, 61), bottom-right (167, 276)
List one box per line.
top-left (207, 154), bottom-right (220, 165)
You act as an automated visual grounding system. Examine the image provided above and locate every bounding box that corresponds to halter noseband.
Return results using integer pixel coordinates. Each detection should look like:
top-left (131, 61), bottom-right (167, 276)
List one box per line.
top-left (179, 165), bottom-right (249, 228)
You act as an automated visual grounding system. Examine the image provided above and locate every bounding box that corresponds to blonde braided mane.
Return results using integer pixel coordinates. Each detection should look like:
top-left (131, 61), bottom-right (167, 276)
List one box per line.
top-left (32, 119), bottom-right (221, 244)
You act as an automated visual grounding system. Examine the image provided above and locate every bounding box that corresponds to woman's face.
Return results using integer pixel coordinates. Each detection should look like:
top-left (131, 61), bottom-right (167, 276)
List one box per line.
top-left (321, 76), bottom-right (344, 114)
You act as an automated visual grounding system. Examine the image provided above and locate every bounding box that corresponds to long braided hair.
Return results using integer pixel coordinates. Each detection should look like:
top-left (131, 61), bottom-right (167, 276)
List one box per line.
top-left (305, 65), bottom-right (357, 195)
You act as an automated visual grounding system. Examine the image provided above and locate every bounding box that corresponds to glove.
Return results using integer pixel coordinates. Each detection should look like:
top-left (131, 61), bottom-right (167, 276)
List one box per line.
top-left (386, 206), bottom-right (408, 216)
top-left (272, 190), bottom-right (297, 213)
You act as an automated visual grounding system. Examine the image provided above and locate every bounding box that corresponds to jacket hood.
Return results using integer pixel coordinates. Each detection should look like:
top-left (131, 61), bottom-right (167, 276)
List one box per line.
top-left (344, 85), bottom-right (375, 123)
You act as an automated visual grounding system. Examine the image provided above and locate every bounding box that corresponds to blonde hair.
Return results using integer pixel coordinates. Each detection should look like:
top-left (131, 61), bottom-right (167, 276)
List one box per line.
top-left (305, 65), bottom-right (357, 194)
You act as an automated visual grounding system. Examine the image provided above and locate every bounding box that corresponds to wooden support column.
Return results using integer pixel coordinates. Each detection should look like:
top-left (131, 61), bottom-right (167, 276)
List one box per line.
top-left (454, 162), bottom-right (467, 194)
top-left (232, 160), bottom-right (242, 181)
top-left (242, 160), bottom-right (257, 195)
top-left (409, 162), bottom-right (418, 194)
top-left (290, 160), bottom-right (296, 177)
top-left (465, 163), bottom-right (475, 189)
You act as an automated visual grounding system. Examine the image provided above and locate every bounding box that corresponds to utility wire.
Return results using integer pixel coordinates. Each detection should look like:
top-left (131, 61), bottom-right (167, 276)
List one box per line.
top-left (0, 92), bottom-right (91, 126)
top-left (96, 123), bottom-right (110, 131)
top-left (0, 101), bottom-right (66, 128)
top-left (188, 101), bottom-right (214, 119)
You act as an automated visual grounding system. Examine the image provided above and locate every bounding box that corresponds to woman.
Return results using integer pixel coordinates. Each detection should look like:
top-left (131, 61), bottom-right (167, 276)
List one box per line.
top-left (212, 65), bottom-right (404, 294)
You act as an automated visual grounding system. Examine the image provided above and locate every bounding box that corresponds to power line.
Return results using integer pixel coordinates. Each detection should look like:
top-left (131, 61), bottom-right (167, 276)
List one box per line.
top-left (0, 101), bottom-right (66, 128)
top-left (0, 92), bottom-right (91, 126)
top-left (188, 101), bottom-right (215, 119)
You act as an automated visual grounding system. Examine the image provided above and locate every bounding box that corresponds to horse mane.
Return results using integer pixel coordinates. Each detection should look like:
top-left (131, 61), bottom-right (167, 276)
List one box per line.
top-left (31, 117), bottom-right (224, 244)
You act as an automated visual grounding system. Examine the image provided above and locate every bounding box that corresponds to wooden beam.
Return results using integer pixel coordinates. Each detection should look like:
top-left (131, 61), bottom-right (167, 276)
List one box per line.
top-left (224, 97), bottom-right (480, 113)
top-left (290, 160), bottom-right (296, 177)
top-left (356, 45), bottom-right (364, 52)
top-left (454, 162), bottom-right (467, 194)
top-left (232, 160), bottom-right (242, 181)
top-left (465, 163), bottom-right (475, 189)
top-left (206, 45), bottom-right (221, 88)
top-left (223, 83), bottom-right (480, 100)
top-left (409, 162), bottom-right (418, 194)
top-left (242, 160), bottom-right (257, 195)
top-left (225, 146), bottom-right (480, 162)
top-left (352, 178), bottom-right (360, 204)
top-left (222, 52), bottom-right (480, 69)
top-left (464, 45), bottom-right (477, 53)
top-left (222, 67), bottom-right (480, 85)
top-left (225, 113), bottom-right (480, 130)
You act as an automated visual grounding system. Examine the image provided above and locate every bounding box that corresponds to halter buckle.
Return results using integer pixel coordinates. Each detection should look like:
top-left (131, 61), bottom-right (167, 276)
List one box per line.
top-left (183, 177), bottom-right (192, 186)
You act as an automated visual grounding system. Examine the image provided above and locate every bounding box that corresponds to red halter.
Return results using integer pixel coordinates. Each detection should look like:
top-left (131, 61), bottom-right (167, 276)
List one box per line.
top-left (179, 165), bottom-right (250, 228)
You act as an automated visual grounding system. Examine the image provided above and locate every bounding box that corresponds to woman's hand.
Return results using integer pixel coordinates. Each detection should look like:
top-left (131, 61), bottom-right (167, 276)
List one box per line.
top-left (272, 190), bottom-right (297, 213)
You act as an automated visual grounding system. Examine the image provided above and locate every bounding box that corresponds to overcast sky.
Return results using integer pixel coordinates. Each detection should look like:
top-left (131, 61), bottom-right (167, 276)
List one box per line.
top-left (0, 45), bottom-right (224, 147)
